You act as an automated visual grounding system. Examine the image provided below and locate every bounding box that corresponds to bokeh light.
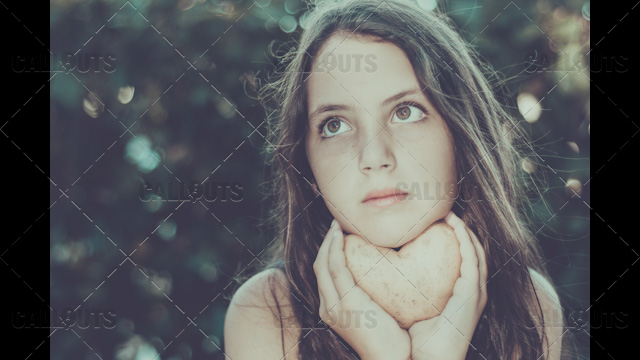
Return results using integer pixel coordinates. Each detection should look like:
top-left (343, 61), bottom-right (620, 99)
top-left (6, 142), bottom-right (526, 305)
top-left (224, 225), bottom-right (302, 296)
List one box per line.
top-left (118, 86), bottom-right (135, 104)
top-left (517, 92), bottom-right (543, 123)
top-left (582, 1), bottom-right (590, 21)
top-left (83, 93), bottom-right (104, 118)
top-left (565, 178), bottom-right (583, 197)
top-left (157, 221), bottom-right (177, 241)
top-left (125, 136), bottom-right (161, 173)
top-left (278, 15), bottom-right (298, 33)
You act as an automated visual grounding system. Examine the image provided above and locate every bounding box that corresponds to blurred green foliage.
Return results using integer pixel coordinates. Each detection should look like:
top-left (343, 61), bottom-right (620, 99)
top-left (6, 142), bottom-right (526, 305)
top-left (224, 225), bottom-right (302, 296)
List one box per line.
top-left (50, 0), bottom-right (589, 359)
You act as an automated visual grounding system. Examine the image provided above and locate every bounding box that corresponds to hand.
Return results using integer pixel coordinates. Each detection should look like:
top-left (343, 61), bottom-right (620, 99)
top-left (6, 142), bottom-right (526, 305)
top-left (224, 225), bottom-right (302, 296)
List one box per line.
top-left (408, 211), bottom-right (488, 360)
top-left (314, 219), bottom-right (411, 360)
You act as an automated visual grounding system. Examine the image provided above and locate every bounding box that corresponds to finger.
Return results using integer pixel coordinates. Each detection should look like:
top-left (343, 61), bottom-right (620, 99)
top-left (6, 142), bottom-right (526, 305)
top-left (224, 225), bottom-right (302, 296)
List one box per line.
top-left (328, 225), bottom-right (357, 299)
top-left (445, 224), bottom-right (480, 324)
top-left (454, 222), bottom-right (479, 285)
top-left (447, 212), bottom-right (486, 282)
top-left (438, 216), bottom-right (486, 336)
top-left (464, 225), bottom-right (488, 288)
top-left (445, 211), bottom-right (483, 285)
top-left (465, 226), bottom-right (489, 312)
top-left (317, 287), bottom-right (325, 315)
top-left (441, 222), bottom-right (482, 322)
top-left (444, 210), bottom-right (463, 229)
top-left (314, 219), bottom-right (340, 307)
top-left (318, 290), bottom-right (331, 326)
top-left (453, 222), bottom-right (480, 298)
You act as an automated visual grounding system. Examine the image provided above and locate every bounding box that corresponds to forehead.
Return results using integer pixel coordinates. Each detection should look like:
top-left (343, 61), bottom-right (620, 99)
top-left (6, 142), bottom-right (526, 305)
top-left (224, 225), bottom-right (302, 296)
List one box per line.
top-left (306, 35), bottom-right (421, 113)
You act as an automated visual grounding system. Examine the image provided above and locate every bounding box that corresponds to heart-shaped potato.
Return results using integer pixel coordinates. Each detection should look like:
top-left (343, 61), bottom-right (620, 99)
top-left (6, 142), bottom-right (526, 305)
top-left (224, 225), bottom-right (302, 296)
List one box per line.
top-left (344, 222), bottom-right (461, 329)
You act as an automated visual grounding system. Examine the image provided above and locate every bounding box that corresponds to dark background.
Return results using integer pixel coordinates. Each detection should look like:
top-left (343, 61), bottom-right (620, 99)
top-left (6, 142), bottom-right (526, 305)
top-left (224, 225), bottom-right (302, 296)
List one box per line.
top-left (4, 0), bottom-right (602, 359)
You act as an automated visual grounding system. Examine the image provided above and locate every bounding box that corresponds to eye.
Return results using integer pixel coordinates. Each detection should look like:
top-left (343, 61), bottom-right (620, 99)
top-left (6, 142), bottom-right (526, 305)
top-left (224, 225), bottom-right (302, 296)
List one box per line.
top-left (393, 103), bottom-right (428, 123)
top-left (318, 118), bottom-right (352, 139)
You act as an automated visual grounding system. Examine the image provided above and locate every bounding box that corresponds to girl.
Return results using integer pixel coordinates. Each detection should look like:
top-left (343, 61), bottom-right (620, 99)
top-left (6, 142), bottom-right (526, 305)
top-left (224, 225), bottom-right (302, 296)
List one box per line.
top-left (225, 0), bottom-right (577, 359)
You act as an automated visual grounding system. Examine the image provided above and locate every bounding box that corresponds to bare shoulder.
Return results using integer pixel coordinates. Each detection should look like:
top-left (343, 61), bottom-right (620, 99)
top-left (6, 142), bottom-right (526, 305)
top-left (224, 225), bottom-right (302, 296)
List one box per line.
top-left (528, 268), bottom-right (564, 360)
top-left (224, 267), bottom-right (301, 360)
top-left (529, 268), bottom-right (560, 306)
top-left (227, 267), bottom-right (292, 309)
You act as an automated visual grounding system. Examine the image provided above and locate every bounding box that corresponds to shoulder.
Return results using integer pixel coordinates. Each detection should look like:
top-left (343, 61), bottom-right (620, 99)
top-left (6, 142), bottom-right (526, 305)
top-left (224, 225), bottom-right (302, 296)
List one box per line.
top-left (529, 268), bottom-right (560, 305)
top-left (528, 268), bottom-right (563, 360)
top-left (229, 267), bottom-right (291, 309)
top-left (224, 267), bottom-right (301, 359)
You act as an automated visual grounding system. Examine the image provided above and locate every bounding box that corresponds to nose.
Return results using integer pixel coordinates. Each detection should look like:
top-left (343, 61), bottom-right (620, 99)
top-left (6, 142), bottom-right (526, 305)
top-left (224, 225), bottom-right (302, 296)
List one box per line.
top-left (359, 125), bottom-right (396, 174)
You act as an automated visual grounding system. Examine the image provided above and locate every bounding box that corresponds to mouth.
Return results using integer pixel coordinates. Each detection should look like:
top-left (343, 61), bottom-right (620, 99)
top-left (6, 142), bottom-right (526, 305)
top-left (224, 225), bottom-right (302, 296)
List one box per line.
top-left (362, 187), bottom-right (409, 208)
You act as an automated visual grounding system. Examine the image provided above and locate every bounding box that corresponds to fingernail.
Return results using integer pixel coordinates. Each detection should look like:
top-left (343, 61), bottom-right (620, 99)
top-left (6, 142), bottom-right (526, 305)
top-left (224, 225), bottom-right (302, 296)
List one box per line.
top-left (331, 219), bottom-right (336, 228)
top-left (333, 230), bottom-right (339, 239)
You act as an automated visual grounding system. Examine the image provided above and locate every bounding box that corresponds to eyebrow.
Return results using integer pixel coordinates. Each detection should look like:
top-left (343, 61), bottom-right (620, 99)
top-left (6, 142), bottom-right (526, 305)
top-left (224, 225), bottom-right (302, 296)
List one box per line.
top-left (308, 88), bottom-right (423, 123)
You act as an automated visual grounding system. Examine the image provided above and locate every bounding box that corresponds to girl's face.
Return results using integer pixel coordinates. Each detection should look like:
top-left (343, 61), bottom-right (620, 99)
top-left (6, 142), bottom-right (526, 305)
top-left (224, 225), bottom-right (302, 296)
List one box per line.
top-left (305, 33), bottom-right (458, 248)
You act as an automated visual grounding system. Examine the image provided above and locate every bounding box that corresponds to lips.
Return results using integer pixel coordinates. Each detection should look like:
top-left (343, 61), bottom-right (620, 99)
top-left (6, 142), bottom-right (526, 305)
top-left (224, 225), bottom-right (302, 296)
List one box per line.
top-left (362, 187), bottom-right (408, 203)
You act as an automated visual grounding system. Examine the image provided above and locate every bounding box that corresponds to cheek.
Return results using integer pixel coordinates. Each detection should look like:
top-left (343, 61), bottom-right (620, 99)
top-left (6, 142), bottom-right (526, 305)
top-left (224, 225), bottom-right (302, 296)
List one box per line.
top-left (402, 130), bottom-right (457, 198)
top-left (411, 134), bottom-right (455, 174)
top-left (308, 149), bottom-right (350, 193)
top-left (307, 133), bottom-right (356, 177)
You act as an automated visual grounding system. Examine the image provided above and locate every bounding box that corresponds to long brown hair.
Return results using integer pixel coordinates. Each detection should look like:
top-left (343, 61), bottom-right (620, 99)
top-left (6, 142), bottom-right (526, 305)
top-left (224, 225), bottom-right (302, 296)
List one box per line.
top-left (235, 0), bottom-right (580, 358)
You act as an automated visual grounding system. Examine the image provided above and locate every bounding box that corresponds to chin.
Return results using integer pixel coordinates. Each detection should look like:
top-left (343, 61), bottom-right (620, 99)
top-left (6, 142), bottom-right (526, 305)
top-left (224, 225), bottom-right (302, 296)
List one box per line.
top-left (368, 206), bottom-right (452, 248)
top-left (354, 222), bottom-right (423, 249)
top-left (336, 200), bottom-right (454, 248)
